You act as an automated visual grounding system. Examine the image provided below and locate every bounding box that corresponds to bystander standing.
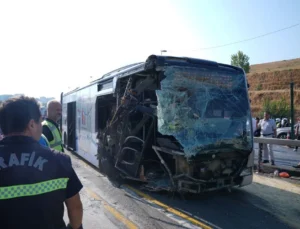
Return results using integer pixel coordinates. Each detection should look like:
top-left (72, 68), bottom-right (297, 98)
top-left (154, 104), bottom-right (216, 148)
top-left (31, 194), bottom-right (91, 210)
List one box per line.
top-left (258, 111), bottom-right (277, 166)
top-left (42, 100), bottom-right (64, 152)
top-left (294, 116), bottom-right (300, 151)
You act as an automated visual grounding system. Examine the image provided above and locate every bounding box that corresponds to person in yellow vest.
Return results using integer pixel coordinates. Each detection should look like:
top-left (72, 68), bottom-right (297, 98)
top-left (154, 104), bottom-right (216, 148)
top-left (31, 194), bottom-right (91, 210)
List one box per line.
top-left (42, 100), bottom-right (64, 152)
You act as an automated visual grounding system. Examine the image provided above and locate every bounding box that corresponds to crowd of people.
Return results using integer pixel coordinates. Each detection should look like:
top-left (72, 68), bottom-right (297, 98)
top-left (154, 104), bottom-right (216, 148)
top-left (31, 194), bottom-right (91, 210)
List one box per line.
top-left (0, 96), bottom-right (83, 229)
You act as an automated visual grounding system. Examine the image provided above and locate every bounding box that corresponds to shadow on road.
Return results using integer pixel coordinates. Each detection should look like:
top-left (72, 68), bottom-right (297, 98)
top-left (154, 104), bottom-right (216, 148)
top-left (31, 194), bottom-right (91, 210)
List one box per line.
top-left (135, 183), bottom-right (299, 229)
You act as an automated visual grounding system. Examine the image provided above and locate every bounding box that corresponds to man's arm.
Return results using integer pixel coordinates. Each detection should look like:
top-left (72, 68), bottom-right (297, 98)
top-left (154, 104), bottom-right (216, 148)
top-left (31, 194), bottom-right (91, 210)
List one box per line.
top-left (65, 193), bottom-right (83, 229)
top-left (65, 158), bottom-right (84, 229)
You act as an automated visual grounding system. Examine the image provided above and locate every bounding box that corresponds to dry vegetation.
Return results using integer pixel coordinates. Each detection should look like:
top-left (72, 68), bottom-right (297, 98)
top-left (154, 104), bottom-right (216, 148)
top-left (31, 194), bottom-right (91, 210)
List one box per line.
top-left (249, 58), bottom-right (300, 74)
top-left (247, 58), bottom-right (300, 117)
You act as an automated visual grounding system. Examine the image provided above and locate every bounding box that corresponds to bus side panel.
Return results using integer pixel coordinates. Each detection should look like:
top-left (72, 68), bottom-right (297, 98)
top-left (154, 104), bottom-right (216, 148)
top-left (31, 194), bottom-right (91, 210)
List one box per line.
top-left (74, 85), bottom-right (99, 167)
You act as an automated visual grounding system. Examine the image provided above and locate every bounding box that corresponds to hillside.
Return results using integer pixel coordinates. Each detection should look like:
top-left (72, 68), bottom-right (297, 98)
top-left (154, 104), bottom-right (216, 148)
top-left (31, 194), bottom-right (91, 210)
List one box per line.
top-left (247, 58), bottom-right (300, 117)
top-left (249, 58), bottom-right (300, 74)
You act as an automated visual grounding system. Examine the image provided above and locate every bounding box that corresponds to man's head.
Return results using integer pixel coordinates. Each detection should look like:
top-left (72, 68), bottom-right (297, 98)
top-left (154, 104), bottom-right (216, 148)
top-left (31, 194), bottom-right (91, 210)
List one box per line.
top-left (0, 96), bottom-right (42, 141)
top-left (47, 100), bottom-right (62, 123)
top-left (264, 111), bottom-right (270, 120)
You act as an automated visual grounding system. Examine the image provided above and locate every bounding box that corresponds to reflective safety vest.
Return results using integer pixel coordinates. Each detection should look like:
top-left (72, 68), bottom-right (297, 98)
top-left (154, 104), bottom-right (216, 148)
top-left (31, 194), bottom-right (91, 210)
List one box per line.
top-left (42, 120), bottom-right (63, 152)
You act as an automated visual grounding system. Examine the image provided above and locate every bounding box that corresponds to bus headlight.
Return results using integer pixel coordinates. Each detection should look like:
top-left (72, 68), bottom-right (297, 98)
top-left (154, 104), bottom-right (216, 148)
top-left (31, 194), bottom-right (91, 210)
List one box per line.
top-left (240, 167), bottom-right (253, 176)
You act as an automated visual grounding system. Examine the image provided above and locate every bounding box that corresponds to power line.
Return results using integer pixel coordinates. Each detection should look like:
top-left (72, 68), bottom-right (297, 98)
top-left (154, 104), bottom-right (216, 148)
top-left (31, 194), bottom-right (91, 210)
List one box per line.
top-left (169, 23), bottom-right (299, 52)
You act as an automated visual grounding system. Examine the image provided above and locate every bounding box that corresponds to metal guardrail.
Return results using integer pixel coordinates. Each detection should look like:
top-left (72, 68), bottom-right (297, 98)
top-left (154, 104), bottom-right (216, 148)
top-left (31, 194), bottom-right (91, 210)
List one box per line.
top-left (254, 137), bottom-right (300, 147)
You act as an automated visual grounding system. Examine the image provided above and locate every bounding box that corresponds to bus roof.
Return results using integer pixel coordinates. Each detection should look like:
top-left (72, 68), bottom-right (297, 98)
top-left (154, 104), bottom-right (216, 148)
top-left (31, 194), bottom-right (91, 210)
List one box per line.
top-left (62, 54), bottom-right (244, 96)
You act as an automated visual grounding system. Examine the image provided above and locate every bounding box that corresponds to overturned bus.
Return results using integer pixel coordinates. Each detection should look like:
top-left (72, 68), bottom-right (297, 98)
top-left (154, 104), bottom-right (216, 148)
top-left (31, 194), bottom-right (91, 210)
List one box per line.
top-left (61, 55), bottom-right (254, 194)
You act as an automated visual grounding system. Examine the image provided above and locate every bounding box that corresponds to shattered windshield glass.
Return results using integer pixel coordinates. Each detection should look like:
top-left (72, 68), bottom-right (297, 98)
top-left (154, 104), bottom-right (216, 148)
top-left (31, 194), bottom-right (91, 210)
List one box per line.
top-left (156, 66), bottom-right (252, 157)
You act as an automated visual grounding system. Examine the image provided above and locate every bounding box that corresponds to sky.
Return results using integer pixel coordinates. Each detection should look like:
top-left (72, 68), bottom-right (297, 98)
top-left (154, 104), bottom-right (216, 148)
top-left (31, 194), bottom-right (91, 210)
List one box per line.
top-left (0, 0), bottom-right (299, 99)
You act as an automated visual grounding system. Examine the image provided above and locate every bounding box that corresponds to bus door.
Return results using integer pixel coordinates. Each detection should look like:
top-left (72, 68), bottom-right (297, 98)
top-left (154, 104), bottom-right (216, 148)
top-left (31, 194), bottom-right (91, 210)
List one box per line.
top-left (67, 102), bottom-right (76, 150)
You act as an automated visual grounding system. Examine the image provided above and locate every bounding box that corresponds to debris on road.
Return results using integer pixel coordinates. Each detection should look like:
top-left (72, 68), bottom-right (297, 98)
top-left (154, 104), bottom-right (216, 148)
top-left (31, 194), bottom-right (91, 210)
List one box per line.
top-left (279, 172), bottom-right (290, 178)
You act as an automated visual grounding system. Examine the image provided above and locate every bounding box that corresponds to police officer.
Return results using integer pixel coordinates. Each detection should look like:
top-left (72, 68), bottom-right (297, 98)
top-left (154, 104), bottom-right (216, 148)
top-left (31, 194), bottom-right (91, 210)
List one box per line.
top-left (42, 100), bottom-right (64, 152)
top-left (0, 96), bottom-right (83, 229)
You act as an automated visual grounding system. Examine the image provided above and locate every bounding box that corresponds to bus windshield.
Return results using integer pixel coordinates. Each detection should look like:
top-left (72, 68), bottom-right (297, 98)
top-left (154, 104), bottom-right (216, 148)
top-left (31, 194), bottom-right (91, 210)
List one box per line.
top-left (156, 66), bottom-right (253, 157)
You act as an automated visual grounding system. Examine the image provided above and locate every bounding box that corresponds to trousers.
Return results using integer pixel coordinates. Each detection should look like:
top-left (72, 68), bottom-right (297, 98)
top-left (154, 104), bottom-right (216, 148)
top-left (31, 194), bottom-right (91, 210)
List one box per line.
top-left (261, 135), bottom-right (274, 161)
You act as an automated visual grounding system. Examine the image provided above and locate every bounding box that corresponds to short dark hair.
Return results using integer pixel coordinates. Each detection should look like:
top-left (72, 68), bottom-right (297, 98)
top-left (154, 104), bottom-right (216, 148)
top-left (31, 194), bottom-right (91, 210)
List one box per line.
top-left (0, 96), bottom-right (41, 135)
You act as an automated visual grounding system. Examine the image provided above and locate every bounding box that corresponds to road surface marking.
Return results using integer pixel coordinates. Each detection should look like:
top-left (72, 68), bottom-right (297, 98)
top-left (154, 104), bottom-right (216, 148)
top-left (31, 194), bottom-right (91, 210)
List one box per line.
top-left (85, 188), bottom-right (138, 229)
top-left (71, 152), bottom-right (215, 228)
top-left (79, 158), bottom-right (93, 168)
top-left (123, 185), bottom-right (212, 229)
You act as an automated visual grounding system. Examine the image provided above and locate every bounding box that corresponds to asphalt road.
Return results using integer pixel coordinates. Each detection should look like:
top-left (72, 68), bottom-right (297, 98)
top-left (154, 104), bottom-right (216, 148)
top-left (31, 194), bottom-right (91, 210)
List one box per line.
top-left (64, 150), bottom-right (300, 229)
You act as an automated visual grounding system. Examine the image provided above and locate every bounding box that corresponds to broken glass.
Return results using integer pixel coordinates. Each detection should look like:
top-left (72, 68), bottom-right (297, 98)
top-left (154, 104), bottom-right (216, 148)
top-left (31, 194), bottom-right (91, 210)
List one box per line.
top-left (156, 66), bottom-right (253, 157)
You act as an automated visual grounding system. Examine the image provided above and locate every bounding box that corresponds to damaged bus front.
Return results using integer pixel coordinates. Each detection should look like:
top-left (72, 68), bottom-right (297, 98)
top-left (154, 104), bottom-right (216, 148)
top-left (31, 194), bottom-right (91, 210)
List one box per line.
top-left (98, 55), bottom-right (254, 194)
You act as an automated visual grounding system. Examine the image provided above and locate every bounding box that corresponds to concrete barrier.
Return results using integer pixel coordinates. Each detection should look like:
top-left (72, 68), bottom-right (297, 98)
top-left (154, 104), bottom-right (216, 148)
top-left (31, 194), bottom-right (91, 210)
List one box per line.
top-left (254, 137), bottom-right (300, 147)
top-left (253, 137), bottom-right (300, 177)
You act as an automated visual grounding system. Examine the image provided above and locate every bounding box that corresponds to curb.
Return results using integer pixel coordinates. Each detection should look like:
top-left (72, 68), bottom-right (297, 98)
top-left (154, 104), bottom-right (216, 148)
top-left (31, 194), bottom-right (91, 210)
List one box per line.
top-left (254, 163), bottom-right (300, 177)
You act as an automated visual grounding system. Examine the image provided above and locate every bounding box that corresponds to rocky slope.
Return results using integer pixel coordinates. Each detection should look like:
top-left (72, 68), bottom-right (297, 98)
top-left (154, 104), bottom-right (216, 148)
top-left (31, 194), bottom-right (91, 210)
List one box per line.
top-left (247, 58), bottom-right (300, 117)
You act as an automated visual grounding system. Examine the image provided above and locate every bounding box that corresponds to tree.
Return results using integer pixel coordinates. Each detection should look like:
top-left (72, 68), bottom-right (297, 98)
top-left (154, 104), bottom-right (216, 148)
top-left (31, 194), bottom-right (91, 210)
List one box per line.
top-left (259, 97), bottom-right (290, 118)
top-left (231, 51), bottom-right (250, 73)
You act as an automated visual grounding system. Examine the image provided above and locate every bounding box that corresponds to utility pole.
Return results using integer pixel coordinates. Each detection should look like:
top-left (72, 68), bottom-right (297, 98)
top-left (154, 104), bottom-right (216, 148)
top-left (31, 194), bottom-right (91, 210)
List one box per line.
top-left (290, 82), bottom-right (295, 139)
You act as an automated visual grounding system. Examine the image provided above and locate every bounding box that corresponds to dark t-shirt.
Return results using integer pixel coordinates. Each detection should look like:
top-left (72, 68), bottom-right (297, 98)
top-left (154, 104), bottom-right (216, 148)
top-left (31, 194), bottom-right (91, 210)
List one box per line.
top-left (0, 136), bottom-right (83, 229)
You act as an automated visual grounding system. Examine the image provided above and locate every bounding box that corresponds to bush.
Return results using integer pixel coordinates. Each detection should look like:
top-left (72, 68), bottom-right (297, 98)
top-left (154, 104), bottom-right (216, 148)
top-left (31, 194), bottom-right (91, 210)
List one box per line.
top-left (256, 84), bottom-right (262, 90)
top-left (259, 97), bottom-right (290, 118)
